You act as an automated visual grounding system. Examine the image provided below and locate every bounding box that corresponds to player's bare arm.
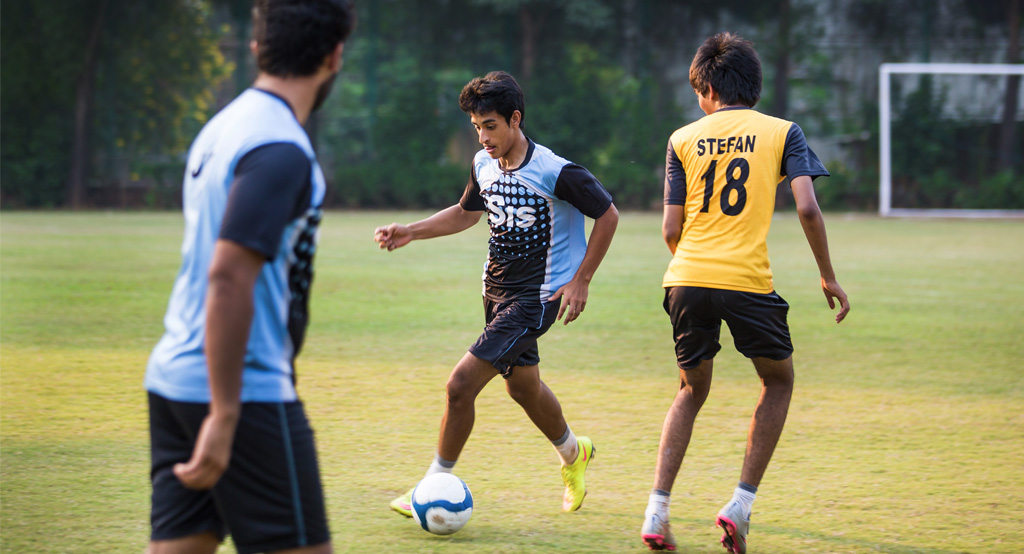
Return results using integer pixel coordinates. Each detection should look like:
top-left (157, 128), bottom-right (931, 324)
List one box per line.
top-left (791, 175), bottom-right (850, 323)
top-left (174, 239), bottom-right (264, 490)
top-left (662, 204), bottom-right (685, 255)
top-left (375, 204), bottom-right (483, 251)
top-left (552, 204), bottom-right (619, 325)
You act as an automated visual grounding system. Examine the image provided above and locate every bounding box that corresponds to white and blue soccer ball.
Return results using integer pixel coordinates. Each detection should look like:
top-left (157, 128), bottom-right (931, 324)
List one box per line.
top-left (410, 472), bottom-right (473, 535)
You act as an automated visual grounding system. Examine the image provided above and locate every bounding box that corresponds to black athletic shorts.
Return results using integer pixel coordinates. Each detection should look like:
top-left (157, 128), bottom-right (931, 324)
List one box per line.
top-left (148, 392), bottom-right (330, 554)
top-left (663, 286), bottom-right (793, 370)
top-left (468, 297), bottom-right (561, 378)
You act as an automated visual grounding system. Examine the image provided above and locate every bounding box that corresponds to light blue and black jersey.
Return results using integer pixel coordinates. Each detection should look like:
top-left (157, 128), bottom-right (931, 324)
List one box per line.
top-left (145, 88), bottom-right (326, 404)
top-left (460, 140), bottom-right (612, 303)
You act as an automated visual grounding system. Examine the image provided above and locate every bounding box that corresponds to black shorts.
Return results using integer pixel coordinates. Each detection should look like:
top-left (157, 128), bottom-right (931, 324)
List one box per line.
top-left (468, 297), bottom-right (560, 378)
top-left (148, 392), bottom-right (330, 554)
top-left (664, 286), bottom-right (793, 370)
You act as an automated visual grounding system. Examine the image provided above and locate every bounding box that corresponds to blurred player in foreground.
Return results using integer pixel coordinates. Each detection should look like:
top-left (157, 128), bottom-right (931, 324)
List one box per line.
top-left (375, 71), bottom-right (618, 519)
top-left (641, 32), bottom-right (850, 553)
top-left (143, 1), bottom-right (354, 552)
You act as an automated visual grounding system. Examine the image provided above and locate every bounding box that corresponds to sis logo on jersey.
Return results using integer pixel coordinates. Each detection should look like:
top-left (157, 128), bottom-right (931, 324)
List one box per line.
top-left (484, 172), bottom-right (541, 229)
top-left (481, 171), bottom-right (551, 261)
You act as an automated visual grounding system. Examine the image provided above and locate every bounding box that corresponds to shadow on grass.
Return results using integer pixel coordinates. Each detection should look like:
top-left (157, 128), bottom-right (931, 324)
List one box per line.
top-left (586, 510), bottom-right (973, 554)
top-left (683, 516), bottom-right (972, 554)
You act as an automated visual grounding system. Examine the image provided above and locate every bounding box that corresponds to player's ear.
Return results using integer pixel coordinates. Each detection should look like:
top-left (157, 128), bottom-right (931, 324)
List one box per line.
top-left (326, 42), bottom-right (344, 73)
top-left (510, 110), bottom-right (522, 130)
top-left (249, 40), bottom-right (258, 57)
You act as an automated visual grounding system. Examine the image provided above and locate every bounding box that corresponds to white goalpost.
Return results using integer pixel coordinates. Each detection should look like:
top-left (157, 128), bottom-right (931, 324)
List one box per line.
top-left (879, 62), bottom-right (1024, 218)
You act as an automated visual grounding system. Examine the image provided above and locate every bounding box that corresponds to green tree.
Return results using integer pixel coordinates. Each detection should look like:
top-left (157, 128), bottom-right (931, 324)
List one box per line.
top-left (2, 1), bottom-right (95, 207)
top-left (93, 0), bottom-right (232, 206)
top-left (1, 0), bottom-right (232, 208)
top-left (963, 0), bottom-right (1022, 172)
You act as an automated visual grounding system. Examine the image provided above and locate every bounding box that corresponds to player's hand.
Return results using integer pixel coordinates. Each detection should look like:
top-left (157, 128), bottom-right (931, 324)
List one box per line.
top-left (173, 411), bottom-right (239, 490)
top-left (374, 223), bottom-right (413, 251)
top-left (551, 280), bottom-right (589, 325)
top-left (821, 277), bottom-right (850, 324)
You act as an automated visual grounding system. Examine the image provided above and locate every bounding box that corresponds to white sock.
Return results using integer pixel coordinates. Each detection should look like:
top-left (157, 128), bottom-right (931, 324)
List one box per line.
top-left (645, 490), bottom-right (671, 520)
top-left (552, 426), bottom-right (578, 465)
top-left (425, 452), bottom-right (455, 476)
top-left (732, 485), bottom-right (756, 516)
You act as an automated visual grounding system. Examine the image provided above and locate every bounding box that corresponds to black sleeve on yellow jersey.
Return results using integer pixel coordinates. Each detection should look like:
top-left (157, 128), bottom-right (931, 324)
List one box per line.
top-left (459, 167), bottom-right (486, 211)
top-left (664, 139), bottom-right (687, 205)
top-left (782, 123), bottom-right (830, 180)
top-left (554, 164), bottom-right (613, 219)
top-left (220, 142), bottom-right (312, 260)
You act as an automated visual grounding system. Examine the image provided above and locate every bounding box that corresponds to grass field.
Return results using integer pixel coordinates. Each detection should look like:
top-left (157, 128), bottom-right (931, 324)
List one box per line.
top-left (2, 211), bottom-right (1023, 553)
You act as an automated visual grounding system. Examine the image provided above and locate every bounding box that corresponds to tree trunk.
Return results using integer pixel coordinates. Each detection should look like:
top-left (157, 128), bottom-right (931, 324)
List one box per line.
top-left (997, 0), bottom-right (1021, 172)
top-left (774, 0), bottom-right (792, 209)
top-left (623, 0), bottom-right (638, 77)
top-left (233, 2), bottom-right (251, 95)
top-left (518, 6), bottom-right (548, 83)
top-left (366, 0), bottom-right (379, 158)
top-left (773, 0), bottom-right (791, 120)
top-left (66, 0), bottom-right (107, 209)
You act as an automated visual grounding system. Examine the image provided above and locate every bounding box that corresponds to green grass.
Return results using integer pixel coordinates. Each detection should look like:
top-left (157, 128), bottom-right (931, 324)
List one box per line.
top-left (2, 211), bottom-right (1022, 553)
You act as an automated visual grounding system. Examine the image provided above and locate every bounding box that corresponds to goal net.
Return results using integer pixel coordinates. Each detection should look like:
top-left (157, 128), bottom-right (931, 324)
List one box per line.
top-left (879, 63), bottom-right (1024, 217)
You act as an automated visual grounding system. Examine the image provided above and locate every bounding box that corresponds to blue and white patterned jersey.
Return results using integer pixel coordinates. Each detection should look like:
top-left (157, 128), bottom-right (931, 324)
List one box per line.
top-left (460, 140), bottom-right (612, 303)
top-left (145, 89), bottom-right (326, 403)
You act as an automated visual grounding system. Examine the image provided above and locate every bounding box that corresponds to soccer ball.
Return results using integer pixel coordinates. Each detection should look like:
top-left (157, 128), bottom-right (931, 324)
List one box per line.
top-left (410, 472), bottom-right (473, 535)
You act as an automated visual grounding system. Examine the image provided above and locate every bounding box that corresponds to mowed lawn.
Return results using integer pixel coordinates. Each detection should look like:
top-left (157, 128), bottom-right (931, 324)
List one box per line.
top-left (1, 211), bottom-right (1022, 554)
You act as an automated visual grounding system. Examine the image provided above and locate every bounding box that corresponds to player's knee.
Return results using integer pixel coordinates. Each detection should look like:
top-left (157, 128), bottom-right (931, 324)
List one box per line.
top-left (754, 356), bottom-right (794, 388)
top-left (679, 361), bottom-right (713, 398)
top-left (766, 371), bottom-right (794, 390)
top-left (505, 379), bottom-right (538, 405)
top-left (681, 380), bottom-right (712, 405)
top-left (445, 374), bottom-right (477, 407)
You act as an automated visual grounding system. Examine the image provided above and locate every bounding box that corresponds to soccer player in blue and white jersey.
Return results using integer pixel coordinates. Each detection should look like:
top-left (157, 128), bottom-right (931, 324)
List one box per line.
top-left (144, 2), bottom-right (353, 553)
top-left (375, 71), bottom-right (619, 519)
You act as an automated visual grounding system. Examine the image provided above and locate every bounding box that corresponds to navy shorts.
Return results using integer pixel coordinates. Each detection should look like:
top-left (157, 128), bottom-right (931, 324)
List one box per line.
top-left (664, 286), bottom-right (793, 370)
top-left (468, 297), bottom-right (560, 378)
top-left (148, 392), bottom-right (330, 554)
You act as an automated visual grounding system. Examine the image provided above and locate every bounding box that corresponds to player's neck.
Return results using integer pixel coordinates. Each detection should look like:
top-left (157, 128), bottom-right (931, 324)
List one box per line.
top-left (252, 73), bottom-right (319, 125)
top-left (498, 131), bottom-right (530, 171)
top-left (708, 102), bottom-right (748, 114)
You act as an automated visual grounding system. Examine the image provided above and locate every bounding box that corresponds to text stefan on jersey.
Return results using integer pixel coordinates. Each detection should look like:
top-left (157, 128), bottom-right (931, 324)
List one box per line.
top-left (696, 135), bottom-right (756, 156)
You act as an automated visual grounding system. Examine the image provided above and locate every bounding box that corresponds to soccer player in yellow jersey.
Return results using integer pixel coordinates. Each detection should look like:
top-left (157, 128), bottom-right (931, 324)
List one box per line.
top-left (640, 33), bottom-right (850, 554)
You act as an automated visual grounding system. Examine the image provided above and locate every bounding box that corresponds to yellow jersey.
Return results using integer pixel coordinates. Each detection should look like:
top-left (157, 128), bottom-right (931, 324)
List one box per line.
top-left (662, 107), bottom-right (828, 293)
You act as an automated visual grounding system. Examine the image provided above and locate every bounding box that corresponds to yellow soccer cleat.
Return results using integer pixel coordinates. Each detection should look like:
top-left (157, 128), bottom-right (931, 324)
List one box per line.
top-left (560, 436), bottom-right (595, 511)
top-left (389, 485), bottom-right (416, 518)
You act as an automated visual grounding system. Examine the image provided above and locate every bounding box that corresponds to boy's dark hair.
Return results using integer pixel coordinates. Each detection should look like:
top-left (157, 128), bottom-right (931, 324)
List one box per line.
top-left (253, 0), bottom-right (355, 77)
top-left (458, 71), bottom-right (526, 130)
top-left (689, 32), bottom-right (762, 108)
